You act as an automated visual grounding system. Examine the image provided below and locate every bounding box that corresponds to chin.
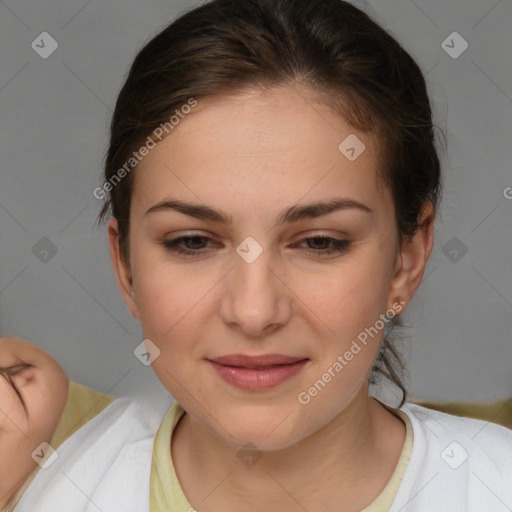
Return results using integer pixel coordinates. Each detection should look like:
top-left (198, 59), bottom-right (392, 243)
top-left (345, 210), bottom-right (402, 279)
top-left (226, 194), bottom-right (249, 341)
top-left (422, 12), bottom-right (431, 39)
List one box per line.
top-left (217, 406), bottom-right (306, 452)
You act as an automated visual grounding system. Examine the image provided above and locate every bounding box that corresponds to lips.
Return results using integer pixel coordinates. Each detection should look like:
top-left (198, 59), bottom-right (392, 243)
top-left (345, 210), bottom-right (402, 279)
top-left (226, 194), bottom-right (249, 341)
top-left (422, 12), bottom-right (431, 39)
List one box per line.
top-left (208, 354), bottom-right (308, 368)
top-left (207, 354), bottom-right (309, 391)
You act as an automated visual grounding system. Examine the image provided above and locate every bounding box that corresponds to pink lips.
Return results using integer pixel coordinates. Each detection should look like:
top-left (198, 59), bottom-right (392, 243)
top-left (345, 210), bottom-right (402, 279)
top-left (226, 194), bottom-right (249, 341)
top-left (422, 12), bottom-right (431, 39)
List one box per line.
top-left (207, 354), bottom-right (309, 391)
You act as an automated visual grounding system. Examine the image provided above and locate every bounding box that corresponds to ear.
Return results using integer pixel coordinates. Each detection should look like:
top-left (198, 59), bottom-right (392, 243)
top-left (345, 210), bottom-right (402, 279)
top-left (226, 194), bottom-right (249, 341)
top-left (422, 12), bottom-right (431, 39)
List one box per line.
top-left (107, 218), bottom-right (139, 319)
top-left (387, 201), bottom-right (435, 313)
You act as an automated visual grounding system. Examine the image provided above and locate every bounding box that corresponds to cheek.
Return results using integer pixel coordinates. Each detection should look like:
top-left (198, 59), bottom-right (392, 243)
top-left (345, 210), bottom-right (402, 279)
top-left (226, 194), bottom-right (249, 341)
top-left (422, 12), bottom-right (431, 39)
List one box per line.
top-left (132, 255), bottom-right (188, 334)
top-left (300, 262), bottom-right (387, 334)
top-left (294, 275), bottom-right (384, 421)
top-left (132, 261), bottom-right (213, 380)
top-left (295, 261), bottom-right (391, 394)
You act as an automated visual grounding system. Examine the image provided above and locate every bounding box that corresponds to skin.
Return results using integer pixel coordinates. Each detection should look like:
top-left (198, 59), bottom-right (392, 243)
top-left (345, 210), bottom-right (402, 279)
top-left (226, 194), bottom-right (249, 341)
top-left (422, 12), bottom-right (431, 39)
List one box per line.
top-left (0, 337), bottom-right (68, 509)
top-left (108, 84), bottom-right (435, 511)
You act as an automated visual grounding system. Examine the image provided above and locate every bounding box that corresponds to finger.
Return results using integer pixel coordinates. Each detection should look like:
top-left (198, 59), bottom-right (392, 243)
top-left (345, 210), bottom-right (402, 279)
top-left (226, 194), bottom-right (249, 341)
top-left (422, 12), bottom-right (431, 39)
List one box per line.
top-left (0, 371), bottom-right (28, 416)
top-left (0, 371), bottom-right (24, 427)
top-left (0, 365), bottom-right (31, 375)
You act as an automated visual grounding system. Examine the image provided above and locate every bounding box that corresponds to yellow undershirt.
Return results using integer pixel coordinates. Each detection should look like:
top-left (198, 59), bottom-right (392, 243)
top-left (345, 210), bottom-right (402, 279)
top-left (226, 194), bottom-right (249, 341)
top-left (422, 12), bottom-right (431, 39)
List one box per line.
top-left (150, 402), bottom-right (413, 512)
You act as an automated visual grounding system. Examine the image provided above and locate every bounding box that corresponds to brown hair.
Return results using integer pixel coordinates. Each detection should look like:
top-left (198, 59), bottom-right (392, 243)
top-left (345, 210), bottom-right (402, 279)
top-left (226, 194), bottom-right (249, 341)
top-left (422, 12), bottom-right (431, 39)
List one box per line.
top-left (96, 0), bottom-right (444, 406)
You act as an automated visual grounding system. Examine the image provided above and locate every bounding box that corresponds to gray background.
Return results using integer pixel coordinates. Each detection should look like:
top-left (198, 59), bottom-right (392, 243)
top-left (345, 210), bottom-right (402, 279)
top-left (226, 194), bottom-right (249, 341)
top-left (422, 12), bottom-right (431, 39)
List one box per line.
top-left (0, 0), bottom-right (511, 404)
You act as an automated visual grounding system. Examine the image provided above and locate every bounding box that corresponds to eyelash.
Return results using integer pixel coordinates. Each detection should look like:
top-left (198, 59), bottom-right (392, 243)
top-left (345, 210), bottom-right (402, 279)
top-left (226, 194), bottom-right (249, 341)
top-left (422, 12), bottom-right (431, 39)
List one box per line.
top-left (162, 235), bottom-right (351, 258)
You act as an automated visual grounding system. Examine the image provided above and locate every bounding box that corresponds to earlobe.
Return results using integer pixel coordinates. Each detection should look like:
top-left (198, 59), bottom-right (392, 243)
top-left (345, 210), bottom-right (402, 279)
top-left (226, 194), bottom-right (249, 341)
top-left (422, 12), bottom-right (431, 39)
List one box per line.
top-left (107, 218), bottom-right (140, 320)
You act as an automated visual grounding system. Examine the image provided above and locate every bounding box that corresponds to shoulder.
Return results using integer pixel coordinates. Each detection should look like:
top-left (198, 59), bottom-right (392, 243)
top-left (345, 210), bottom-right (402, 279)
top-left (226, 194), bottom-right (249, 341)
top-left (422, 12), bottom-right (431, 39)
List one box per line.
top-left (390, 402), bottom-right (512, 511)
top-left (14, 396), bottom-right (172, 512)
top-left (403, 402), bottom-right (512, 457)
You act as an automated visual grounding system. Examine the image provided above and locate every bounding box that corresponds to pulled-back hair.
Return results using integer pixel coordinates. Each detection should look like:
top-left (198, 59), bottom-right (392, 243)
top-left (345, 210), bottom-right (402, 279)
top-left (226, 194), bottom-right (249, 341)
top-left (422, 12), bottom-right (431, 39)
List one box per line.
top-left (96, 0), bottom-right (444, 405)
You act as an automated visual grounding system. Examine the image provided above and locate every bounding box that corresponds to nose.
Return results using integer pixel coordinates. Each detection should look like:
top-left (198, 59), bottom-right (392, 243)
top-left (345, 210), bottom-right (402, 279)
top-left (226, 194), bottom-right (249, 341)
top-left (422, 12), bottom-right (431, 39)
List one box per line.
top-left (220, 243), bottom-right (291, 338)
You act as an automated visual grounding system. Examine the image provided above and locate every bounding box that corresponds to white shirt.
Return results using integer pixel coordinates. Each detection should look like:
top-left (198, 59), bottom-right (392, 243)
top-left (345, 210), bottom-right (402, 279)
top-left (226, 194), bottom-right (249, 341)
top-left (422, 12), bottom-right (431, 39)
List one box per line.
top-left (13, 397), bottom-right (512, 512)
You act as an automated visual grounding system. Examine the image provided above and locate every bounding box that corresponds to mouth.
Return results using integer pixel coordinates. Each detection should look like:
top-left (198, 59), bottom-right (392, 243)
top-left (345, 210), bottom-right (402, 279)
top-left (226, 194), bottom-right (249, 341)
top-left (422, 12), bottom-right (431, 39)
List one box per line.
top-left (206, 354), bottom-right (309, 391)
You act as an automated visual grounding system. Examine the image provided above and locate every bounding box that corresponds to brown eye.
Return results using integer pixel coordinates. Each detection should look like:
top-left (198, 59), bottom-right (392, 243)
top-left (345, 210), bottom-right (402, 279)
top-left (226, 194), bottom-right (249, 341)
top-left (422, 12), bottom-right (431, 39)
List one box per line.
top-left (163, 235), bottom-right (216, 256)
top-left (296, 236), bottom-right (351, 256)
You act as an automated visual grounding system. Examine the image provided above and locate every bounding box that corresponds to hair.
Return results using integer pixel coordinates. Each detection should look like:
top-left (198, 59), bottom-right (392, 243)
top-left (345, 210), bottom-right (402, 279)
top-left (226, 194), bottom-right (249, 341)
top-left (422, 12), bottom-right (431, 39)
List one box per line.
top-left (96, 0), bottom-right (444, 407)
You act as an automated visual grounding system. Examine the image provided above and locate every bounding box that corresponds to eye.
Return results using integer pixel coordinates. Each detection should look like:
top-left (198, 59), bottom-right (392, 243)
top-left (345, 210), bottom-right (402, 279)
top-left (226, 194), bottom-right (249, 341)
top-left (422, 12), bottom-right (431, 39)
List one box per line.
top-left (162, 234), bottom-right (351, 258)
top-left (294, 235), bottom-right (351, 256)
top-left (162, 235), bottom-right (216, 257)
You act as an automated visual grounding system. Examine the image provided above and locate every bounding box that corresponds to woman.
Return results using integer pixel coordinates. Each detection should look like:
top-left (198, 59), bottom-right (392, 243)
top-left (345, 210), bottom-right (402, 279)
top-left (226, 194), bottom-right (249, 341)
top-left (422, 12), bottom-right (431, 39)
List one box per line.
top-left (10, 0), bottom-right (512, 510)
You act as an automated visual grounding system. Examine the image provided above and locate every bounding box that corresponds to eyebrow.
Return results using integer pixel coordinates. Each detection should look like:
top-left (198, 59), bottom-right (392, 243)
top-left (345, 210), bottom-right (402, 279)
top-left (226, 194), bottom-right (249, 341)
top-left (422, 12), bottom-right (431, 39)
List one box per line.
top-left (144, 197), bottom-right (373, 225)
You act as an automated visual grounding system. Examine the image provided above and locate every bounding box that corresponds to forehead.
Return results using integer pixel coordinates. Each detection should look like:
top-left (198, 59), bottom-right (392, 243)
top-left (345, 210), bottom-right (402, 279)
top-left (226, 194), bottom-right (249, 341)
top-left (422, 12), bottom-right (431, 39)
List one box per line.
top-left (132, 85), bottom-right (388, 217)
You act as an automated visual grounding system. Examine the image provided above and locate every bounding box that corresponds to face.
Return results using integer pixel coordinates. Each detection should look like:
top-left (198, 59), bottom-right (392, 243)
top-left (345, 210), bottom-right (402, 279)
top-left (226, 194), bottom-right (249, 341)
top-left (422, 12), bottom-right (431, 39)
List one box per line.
top-left (109, 84), bottom-right (432, 450)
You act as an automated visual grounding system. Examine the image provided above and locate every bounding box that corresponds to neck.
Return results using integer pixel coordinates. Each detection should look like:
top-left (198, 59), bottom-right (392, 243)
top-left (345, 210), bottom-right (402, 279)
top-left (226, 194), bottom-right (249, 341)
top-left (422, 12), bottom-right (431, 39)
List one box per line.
top-left (171, 385), bottom-right (406, 512)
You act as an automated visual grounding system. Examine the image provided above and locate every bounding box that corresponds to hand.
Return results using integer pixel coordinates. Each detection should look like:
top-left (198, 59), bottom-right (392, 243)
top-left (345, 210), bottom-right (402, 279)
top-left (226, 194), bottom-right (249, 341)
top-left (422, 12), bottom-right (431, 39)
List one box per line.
top-left (0, 337), bottom-right (69, 509)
